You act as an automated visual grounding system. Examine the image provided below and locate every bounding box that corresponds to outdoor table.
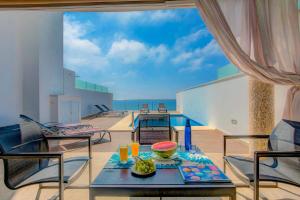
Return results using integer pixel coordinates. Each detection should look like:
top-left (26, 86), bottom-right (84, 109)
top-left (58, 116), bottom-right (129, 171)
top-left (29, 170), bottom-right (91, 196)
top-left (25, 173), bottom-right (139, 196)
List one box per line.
top-left (89, 145), bottom-right (236, 200)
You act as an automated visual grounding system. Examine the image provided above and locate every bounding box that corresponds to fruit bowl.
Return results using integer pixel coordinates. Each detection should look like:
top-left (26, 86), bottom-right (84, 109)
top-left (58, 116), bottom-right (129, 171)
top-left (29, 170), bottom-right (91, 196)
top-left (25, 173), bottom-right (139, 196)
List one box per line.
top-left (131, 157), bottom-right (156, 177)
top-left (151, 141), bottom-right (177, 159)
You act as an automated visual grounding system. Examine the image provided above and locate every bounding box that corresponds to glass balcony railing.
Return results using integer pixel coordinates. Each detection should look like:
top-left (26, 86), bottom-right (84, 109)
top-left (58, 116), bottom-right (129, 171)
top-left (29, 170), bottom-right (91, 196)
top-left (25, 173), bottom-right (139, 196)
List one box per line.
top-left (75, 78), bottom-right (109, 93)
top-left (217, 63), bottom-right (240, 79)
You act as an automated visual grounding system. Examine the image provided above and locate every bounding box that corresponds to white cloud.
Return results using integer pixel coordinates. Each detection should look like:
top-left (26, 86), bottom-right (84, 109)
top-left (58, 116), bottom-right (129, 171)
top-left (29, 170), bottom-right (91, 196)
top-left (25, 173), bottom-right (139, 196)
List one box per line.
top-left (108, 39), bottom-right (147, 64)
top-left (174, 39), bottom-right (223, 73)
top-left (179, 58), bottom-right (204, 72)
top-left (198, 39), bottom-right (222, 56)
top-left (99, 10), bottom-right (179, 25)
top-left (174, 29), bottom-right (210, 50)
top-left (64, 16), bottom-right (107, 70)
top-left (149, 44), bottom-right (169, 63)
top-left (107, 39), bottom-right (169, 65)
top-left (171, 52), bottom-right (193, 64)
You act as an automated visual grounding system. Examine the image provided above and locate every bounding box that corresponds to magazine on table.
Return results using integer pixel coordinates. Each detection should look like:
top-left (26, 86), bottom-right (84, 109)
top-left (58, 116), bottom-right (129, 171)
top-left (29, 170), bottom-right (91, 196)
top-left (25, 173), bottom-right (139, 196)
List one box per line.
top-left (178, 164), bottom-right (230, 183)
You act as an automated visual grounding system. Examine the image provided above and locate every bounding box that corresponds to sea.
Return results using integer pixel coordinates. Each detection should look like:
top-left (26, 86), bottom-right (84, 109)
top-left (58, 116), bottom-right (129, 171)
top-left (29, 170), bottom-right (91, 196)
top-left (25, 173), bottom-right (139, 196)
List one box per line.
top-left (112, 99), bottom-right (176, 111)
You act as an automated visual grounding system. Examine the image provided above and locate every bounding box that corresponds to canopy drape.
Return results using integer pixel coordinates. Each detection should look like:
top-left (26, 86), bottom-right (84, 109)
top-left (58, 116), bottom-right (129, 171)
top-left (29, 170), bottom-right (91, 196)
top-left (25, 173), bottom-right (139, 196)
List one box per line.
top-left (0, 0), bottom-right (194, 11)
top-left (195, 0), bottom-right (300, 121)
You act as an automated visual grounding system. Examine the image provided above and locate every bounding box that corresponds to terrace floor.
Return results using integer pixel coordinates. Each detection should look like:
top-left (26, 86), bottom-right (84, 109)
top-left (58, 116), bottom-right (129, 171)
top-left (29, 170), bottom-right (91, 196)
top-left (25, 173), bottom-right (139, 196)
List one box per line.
top-left (1, 115), bottom-right (299, 200)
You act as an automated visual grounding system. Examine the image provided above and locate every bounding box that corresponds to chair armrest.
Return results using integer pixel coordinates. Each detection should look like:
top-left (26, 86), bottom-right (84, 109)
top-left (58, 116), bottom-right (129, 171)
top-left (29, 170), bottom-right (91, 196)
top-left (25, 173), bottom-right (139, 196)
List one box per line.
top-left (0, 152), bottom-right (63, 159)
top-left (171, 126), bottom-right (179, 133)
top-left (0, 152), bottom-right (65, 193)
top-left (171, 126), bottom-right (179, 142)
top-left (224, 134), bottom-right (270, 139)
top-left (46, 135), bottom-right (92, 159)
top-left (255, 150), bottom-right (300, 158)
top-left (223, 134), bottom-right (270, 156)
top-left (131, 127), bottom-right (138, 142)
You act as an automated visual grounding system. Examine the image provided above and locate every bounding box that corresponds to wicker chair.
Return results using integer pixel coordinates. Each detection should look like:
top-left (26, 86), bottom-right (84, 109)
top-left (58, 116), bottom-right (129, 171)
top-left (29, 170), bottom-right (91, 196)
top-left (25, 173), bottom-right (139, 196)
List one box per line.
top-left (131, 114), bottom-right (178, 145)
top-left (223, 119), bottom-right (300, 200)
top-left (0, 121), bottom-right (92, 200)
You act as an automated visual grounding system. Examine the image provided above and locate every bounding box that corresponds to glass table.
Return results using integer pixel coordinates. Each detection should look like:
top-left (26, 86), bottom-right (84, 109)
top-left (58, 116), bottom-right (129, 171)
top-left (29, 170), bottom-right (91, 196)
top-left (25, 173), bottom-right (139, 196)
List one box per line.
top-left (89, 145), bottom-right (236, 200)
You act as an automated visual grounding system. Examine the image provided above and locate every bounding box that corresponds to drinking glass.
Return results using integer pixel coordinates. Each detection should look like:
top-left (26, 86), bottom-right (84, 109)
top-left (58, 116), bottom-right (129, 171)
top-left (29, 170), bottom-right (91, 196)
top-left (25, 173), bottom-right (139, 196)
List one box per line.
top-left (131, 142), bottom-right (139, 157)
top-left (119, 145), bottom-right (128, 164)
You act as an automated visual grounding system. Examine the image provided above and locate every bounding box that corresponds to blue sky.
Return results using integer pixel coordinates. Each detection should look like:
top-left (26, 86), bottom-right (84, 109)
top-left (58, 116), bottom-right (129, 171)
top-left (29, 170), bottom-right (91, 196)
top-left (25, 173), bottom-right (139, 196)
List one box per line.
top-left (64, 9), bottom-right (229, 100)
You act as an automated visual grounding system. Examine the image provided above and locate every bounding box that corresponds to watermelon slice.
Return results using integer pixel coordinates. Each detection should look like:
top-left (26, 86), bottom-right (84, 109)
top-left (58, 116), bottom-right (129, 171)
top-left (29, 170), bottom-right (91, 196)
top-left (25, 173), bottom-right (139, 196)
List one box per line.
top-left (151, 141), bottom-right (177, 159)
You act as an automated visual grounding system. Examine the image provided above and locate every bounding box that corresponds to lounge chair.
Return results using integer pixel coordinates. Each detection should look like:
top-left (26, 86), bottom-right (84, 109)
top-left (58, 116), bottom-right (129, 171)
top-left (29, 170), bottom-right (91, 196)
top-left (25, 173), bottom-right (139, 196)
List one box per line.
top-left (0, 121), bottom-right (92, 200)
top-left (131, 114), bottom-right (178, 144)
top-left (140, 104), bottom-right (150, 113)
top-left (223, 119), bottom-right (300, 200)
top-left (158, 103), bottom-right (167, 113)
top-left (101, 104), bottom-right (113, 112)
top-left (93, 105), bottom-right (107, 117)
top-left (20, 114), bottom-right (90, 131)
top-left (99, 104), bottom-right (127, 116)
top-left (19, 114), bottom-right (111, 144)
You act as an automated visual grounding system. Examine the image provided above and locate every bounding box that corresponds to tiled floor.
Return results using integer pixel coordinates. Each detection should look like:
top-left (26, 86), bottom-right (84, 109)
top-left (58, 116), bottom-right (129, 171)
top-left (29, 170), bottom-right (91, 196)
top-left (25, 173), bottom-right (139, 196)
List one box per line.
top-left (1, 116), bottom-right (299, 200)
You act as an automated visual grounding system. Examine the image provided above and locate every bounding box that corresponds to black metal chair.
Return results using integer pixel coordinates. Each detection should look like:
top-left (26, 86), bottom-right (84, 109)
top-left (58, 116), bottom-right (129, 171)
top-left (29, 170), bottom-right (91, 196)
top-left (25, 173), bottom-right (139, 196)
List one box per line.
top-left (223, 119), bottom-right (300, 200)
top-left (139, 104), bottom-right (150, 114)
top-left (0, 121), bottom-right (92, 200)
top-left (157, 103), bottom-right (168, 113)
top-left (131, 114), bottom-right (178, 145)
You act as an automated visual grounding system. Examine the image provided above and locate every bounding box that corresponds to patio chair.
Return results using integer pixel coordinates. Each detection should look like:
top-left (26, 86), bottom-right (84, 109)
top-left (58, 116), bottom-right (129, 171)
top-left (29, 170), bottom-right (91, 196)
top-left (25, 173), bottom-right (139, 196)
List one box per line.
top-left (0, 121), bottom-right (92, 200)
top-left (223, 119), bottom-right (300, 200)
top-left (20, 114), bottom-right (111, 144)
top-left (131, 114), bottom-right (178, 144)
top-left (140, 104), bottom-right (150, 114)
top-left (158, 103), bottom-right (168, 113)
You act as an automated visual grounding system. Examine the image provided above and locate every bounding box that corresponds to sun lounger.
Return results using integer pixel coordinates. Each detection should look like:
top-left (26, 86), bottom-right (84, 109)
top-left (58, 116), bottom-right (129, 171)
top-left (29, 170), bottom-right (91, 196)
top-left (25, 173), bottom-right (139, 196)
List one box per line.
top-left (19, 114), bottom-right (111, 144)
top-left (94, 104), bottom-right (127, 117)
top-left (101, 104), bottom-right (127, 116)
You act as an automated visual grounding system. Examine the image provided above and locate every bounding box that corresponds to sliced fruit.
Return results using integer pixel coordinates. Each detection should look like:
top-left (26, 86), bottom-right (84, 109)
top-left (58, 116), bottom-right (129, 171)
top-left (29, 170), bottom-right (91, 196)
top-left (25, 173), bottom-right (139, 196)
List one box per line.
top-left (151, 141), bottom-right (177, 158)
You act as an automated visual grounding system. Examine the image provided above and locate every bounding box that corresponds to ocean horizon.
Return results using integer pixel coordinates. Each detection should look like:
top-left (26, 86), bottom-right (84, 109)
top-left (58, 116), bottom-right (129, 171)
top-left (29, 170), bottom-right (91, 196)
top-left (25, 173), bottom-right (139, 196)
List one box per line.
top-left (113, 99), bottom-right (176, 111)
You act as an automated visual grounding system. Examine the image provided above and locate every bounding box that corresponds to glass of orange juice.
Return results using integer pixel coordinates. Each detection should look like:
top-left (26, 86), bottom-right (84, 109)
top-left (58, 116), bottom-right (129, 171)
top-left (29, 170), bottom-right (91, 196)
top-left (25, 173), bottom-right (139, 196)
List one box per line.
top-left (131, 142), bottom-right (139, 157)
top-left (119, 145), bottom-right (128, 164)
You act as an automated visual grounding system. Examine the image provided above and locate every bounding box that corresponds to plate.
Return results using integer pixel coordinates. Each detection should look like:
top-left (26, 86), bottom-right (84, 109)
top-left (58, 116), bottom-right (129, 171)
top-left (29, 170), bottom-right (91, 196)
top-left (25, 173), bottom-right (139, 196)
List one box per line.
top-left (152, 152), bottom-right (178, 161)
top-left (131, 166), bottom-right (156, 178)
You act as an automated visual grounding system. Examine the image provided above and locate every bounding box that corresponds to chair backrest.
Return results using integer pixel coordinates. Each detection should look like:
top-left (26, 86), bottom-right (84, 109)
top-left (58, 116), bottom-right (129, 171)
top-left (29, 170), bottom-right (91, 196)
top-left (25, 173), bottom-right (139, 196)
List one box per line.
top-left (137, 114), bottom-right (171, 144)
top-left (101, 104), bottom-right (110, 111)
top-left (268, 119), bottom-right (300, 184)
top-left (0, 121), bottom-right (49, 189)
top-left (159, 103), bottom-right (165, 108)
top-left (95, 105), bottom-right (105, 112)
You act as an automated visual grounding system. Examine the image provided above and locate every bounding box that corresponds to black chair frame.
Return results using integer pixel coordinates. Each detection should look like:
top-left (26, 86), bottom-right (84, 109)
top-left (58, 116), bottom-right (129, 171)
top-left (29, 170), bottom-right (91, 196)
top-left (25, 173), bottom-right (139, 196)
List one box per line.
top-left (131, 114), bottom-right (179, 144)
top-left (224, 134), bottom-right (300, 200)
top-left (0, 134), bottom-right (92, 200)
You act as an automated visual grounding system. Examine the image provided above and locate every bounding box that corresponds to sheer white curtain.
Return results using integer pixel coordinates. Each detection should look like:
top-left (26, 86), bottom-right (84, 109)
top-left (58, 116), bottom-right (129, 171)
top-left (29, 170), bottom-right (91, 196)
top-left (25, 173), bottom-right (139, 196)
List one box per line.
top-left (195, 0), bottom-right (300, 121)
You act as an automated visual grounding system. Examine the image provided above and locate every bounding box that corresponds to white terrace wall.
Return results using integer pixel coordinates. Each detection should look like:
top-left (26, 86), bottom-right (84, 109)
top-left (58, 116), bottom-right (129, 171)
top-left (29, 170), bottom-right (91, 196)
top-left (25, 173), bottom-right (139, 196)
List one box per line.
top-left (0, 11), bottom-right (64, 199)
top-left (176, 74), bottom-right (289, 135)
top-left (0, 11), bottom-right (64, 126)
top-left (63, 68), bottom-right (113, 117)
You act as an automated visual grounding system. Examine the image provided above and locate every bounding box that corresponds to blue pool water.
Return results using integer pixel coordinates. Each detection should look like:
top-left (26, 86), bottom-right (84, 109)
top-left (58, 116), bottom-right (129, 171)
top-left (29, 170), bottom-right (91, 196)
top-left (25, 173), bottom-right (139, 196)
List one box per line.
top-left (133, 114), bottom-right (203, 127)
